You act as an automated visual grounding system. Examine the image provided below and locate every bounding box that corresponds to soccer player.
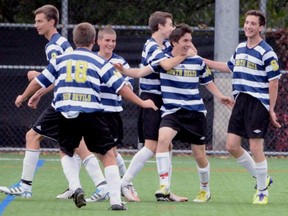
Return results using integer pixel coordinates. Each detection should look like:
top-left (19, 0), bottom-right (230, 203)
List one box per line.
top-left (204, 10), bottom-right (281, 204)
top-left (85, 26), bottom-right (138, 202)
top-left (14, 22), bottom-right (157, 210)
top-left (0, 5), bottom-right (106, 201)
top-left (115, 23), bottom-right (234, 202)
top-left (119, 11), bottom-right (196, 202)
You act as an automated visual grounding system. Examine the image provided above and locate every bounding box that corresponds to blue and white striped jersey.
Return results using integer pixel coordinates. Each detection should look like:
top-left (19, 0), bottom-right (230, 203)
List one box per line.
top-left (158, 53), bottom-right (213, 117)
top-left (139, 38), bottom-right (171, 95)
top-left (45, 32), bottom-right (73, 62)
top-left (96, 52), bottom-right (133, 112)
top-left (227, 40), bottom-right (281, 110)
top-left (36, 48), bottom-right (126, 117)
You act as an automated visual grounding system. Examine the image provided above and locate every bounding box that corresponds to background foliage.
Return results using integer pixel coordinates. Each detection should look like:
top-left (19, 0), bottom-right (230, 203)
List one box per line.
top-left (1, 0), bottom-right (288, 28)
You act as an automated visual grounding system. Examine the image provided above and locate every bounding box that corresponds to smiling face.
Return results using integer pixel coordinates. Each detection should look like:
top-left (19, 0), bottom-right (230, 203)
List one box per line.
top-left (243, 15), bottom-right (264, 39)
top-left (97, 32), bottom-right (116, 59)
top-left (159, 18), bottom-right (174, 39)
top-left (34, 13), bottom-right (55, 37)
top-left (172, 32), bottom-right (193, 55)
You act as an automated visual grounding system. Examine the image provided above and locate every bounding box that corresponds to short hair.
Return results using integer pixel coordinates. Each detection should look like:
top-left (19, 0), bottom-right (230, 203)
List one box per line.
top-left (73, 22), bottom-right (96, 47)
top-left (34, 5), bottom-right (59, 27)
top-left (169, 23), bottom-right (192, 44)
top-left (245, 10), bottom-right (266, 26)
top-left (148, 11), bottom-right (173, 33)
top-left (97, 25), bottom-right (116, 40)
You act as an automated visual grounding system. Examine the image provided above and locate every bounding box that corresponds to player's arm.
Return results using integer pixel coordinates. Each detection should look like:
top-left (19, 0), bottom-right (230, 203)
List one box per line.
top-left (28, 84), bottom-right (54, 109)
top-left (27, 70), bottom-right (41, 82)
top-left (205, 81), bottom-right (234, 108)
top-left (114, 63), bottom-right (153, 78)
top-left (204, 58), bottom-right (230, 73)
top-left (269, 78), bottom-right (281, 128)
top-left (159, 47), bottom-right (196, 71)
top-left (118, 84), bottom-right (157, 110)
top-left (15, 79), bottom-right (43, 107)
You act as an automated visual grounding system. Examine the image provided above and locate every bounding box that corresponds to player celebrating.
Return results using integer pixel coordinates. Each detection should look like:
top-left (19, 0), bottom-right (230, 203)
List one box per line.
top-left (204, 10), bottom-right (281, 204)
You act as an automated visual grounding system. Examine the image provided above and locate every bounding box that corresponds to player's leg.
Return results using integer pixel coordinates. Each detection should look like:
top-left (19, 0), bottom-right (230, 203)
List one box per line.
top-left (192, 144), bottom-right (211, 202)
top-left (98, 149), bottom-right (126, 210)
top-left (154, 126), bottom-right (177, 201)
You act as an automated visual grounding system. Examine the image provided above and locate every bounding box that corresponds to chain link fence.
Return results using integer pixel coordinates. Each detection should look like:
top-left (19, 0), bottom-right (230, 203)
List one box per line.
top-left (1, 0), bottom-right (287, 155)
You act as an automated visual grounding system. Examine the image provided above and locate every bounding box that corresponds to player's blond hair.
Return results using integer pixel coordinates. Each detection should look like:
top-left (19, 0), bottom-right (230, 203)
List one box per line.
top-left (97, 25), bottom-right (116, 40)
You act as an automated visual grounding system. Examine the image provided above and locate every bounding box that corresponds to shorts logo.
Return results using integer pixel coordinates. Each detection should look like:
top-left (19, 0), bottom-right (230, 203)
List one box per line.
top-left (36, 126), bottom-right (41, 131)
top-left (253, 129), bottom-right (262, 134)
top-left (200, 136), bottom-right (206, 140)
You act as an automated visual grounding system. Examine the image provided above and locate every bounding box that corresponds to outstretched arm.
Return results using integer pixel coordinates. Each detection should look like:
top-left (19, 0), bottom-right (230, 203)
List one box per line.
top-left (113, 63), bottom-right (154, 78)
top-left (118, 85), bottom-right (158, 110)
top-left (204, 58), bottom-right (230, 73)
top-left (205, 82), bottom-right (234, 108)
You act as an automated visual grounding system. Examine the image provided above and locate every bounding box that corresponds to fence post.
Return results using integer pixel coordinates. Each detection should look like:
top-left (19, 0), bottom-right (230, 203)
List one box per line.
top-left (61, 0), bottom-right (69, 38)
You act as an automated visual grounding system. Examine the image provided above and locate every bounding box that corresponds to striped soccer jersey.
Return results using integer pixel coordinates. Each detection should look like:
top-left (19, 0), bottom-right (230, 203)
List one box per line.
top-left (159, 54), bottom-right (213, 117)
top-left (45, 32), bottom-right (73, 61)
top-left (227, 40), bottom-right (281, 110)
top-left (36, 48), bottom-right (126, 116)
top-left (139, 38), bottom-right (171, 95)
top-left (97, 52), bottom-right (133, 112)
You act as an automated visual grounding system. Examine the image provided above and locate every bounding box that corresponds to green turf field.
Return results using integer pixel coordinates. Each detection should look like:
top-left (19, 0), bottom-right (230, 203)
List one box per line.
top-left (0, 153), bottom-right (287, 216)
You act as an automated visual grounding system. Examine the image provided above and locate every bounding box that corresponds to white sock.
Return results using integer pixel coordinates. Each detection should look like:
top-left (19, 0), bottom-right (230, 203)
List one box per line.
top-left (61, 155), bottom-right (82, 192)
top-left (197, 163), bottom-right (210, 191)
top-left (237, 150), bottom-right (256, 177)
top-left (73, 154), bottom-right (82, 171)
top-left (83, 154), bottom-right (106, 187)
top-left (121, 146), bottom-right (153, 186)
top-left (105, 165), bottom-right (121, 205)
top-left (168, 150), bottom-right (173, 186)
top-left (255, 160), bottom-right (268, 195)
top-left (156, 152), bottom-right (170, 187)
top-left (116, 153), bottom-right (127, 178)
top-left (21, 149), bottom-right (40, 182)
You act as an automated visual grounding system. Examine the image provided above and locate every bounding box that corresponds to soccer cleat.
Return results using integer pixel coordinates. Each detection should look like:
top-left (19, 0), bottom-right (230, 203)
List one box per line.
top-left (253, 193), bottom-right (268, 205)
top-left (254, 176), bottom-right (273, 190)
top-left (0, 182), bottom-right (32, 198)
top-left (121, 184), bottom-right (140, 202)
top-left (193, 190), bottom-right (211, 203)
top-left (56, 188), bottom-right (74, 199)
top-left (85, 185), bottom-right (110, 202)
top-left (110, 203), bottom-right (127, 211)
top-left (73, 188), bottom-right (86, 208)
top-left (169, 192), bottom-right (188, 202)
top-left (155, 185), bottom-right (170, 201)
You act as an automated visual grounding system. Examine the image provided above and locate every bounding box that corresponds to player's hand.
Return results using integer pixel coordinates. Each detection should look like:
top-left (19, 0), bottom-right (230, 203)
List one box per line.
top-left (113, 63), bottom-right (124, 73)
top-left (186, 44), bottom-right (198, 57)
top-left (15, 95), bottom-right (26, 108)
top-left (269, 111), bottom-right (281, 128)
top-left (28, 93), bottom-right (42, 109)
top-left (142, 99), bottom-right (158, 111)
top-left (219, 96), bottom-right (234, 109)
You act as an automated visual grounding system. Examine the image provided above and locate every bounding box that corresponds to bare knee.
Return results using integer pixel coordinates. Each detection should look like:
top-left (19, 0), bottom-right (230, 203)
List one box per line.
top-left (25, 129), bottom-right (42, 149)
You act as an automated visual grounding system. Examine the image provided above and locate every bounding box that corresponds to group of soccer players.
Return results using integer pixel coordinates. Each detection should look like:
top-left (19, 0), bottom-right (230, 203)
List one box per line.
top-left (0, 4), bottom-right (282, 211)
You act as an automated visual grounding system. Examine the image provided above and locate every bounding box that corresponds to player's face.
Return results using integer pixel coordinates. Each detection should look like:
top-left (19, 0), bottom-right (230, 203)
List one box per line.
top-left (173, 33), bottom-right (193, 55)
top-left (159, 18), bottom-right (174, 39)
top-left (34, 13), bottom-right (55, 36)
top-left (244, 15), bottom-right (263, 39)
top-left (97, 33), bottom-right (116, 56)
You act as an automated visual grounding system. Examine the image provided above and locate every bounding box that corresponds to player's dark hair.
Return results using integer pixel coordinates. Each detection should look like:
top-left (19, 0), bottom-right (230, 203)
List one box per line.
top-left (169, 23), bottom-right (192, 44)
top-left (148, 11), bottom-right (173, 33)
top-left (245, 10), bottom-right (266, 26)
top-left (73, 22), bottom-right (96, 47)
top-left (34, 5), bottom-right (59, 27)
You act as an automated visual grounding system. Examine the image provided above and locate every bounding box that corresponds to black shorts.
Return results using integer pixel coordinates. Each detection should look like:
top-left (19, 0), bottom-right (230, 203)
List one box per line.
top-left (138, 92), bottom-right (163, 143)
top-left (160, 109), bottom-right (207, 145)
top-left (228, 93), bottom-right (269, 138)
top-left (58, 112), bottom-right (117, 157)
top-left (102, 112), bottom-right (124, 146)
top-left (32, 105), bottom-right (61, 141)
